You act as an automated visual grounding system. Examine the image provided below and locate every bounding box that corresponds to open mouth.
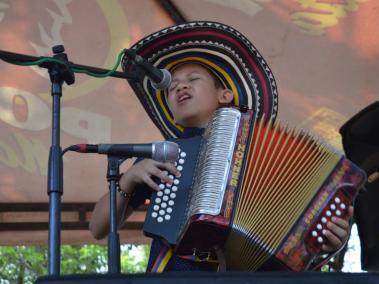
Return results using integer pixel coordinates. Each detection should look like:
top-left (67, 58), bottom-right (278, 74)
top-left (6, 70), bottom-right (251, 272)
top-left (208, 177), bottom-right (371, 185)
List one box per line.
top-left (177, 93), bottom-right (191, 103)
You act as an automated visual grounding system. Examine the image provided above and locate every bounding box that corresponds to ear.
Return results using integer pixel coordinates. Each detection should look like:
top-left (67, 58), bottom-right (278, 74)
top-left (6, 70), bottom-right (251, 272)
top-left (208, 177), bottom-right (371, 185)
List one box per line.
top-left (218, 89), bottom-right (234, 104)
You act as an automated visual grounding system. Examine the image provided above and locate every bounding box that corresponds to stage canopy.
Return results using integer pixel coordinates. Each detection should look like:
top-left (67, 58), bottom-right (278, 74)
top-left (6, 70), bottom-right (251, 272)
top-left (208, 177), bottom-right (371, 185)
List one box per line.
top-left (0, 0), bottom-right (378, 247)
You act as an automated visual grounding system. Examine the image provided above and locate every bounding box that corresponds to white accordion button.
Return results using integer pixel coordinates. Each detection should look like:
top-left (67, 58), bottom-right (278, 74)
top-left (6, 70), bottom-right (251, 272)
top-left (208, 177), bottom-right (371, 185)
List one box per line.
top-left (177, 165), bottom-right (183, 171)
top-left (322, 229), bottom-right (327, 235)
top-left (317, 236), bottom-right (324, 243)
top-left (180, 152), bottom-right (187, 158)
top-left (336, 210), bottom-right (342, 216)
top-left (165, 215), bottom-right (171, 221)
top-left (168, 200), bottom-right (174, 206)
top-left (172, 186), bottom-right (178, 192)
top-left (155, 198), bottom-right (161, 204)
top-left (321, 217), bottom-right (327, 223)
top-left (163, 195), bottom-right (169, 201)
top-left (170, 193), bottom-right (176, 199)
top-left (157, 217), bottom-right (163, 223)
top-left (312, 231), bottom-right (317, 237)
top-left (168, 174), bottom-right (174, 179)
top-left (151, 212), bottom-right (158, 218)
top-left (161, 202), bottom-right (167, 208)
top-left (159, 184), bottom-right (165, 190)
top-left (335, 197), bottom-right (341, 204)
top-left (178, 159), bottom-right (185, 164)
top-left (326, 210), bottom-right (332, 217)
top-left (340, 203), bottom-right (346, 210)
top-left (330, 204), bottom-right (336, 210)
top-left (316, 224), bottom-right (322, 230)
top-left (164, 189), bottom-right (170, 195)
top-left (159, 210), bottom-right (165, 215)
top-left (157, 191), bottom-right (163, 197)
top-left (173, 179), bottom-right (179, 185)
top-left (153, 205), bottom-right (159, 211)
top-left (166, 207), bottom-right (173, 213)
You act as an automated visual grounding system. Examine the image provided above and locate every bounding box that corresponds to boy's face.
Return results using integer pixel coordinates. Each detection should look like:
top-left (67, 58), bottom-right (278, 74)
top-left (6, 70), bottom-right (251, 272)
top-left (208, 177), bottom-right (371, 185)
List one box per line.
top-left (166, 63), bottom-right (232, 128)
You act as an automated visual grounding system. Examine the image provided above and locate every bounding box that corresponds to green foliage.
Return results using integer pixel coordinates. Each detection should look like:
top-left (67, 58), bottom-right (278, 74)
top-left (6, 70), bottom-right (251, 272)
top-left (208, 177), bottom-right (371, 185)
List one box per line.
top-left (0, 244), bottom-right (149, 284)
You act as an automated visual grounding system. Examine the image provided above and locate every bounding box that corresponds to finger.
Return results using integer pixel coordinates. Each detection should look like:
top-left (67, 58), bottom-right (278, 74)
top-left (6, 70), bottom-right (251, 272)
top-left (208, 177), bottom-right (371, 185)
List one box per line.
top-left (330, 216), bottom-right (350, 231)
top-left (143, 175), bottom-right (161, 192)
top-left (150, 168), bottom-right (173, 185)
top-left (323, 229), bottom-right (343, 250)
top-left (160, 162), bottom-right (181, 177)
top-left (327, 220), bottom-right (348, 239)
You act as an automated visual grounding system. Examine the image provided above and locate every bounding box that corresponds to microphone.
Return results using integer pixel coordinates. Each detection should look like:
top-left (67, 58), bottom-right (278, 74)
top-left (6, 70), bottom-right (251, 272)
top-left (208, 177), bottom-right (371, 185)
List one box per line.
top-left (124, 49), bottom-right (172, 90)
top-left (68, 141), bottom-right (179, 162)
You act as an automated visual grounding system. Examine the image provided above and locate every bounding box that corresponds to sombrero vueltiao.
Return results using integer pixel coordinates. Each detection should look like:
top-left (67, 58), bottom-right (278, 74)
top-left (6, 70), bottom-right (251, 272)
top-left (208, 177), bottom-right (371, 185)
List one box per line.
top-left (122, 21), bottom-right (278, 139)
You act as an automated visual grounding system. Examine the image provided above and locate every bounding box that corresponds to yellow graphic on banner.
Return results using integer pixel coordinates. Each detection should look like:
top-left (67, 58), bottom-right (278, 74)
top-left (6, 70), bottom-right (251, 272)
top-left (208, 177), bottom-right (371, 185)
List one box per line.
top-left (292, 0), bottom-right (369, 35)
top-left (39, 0), bottom-right (130, 102)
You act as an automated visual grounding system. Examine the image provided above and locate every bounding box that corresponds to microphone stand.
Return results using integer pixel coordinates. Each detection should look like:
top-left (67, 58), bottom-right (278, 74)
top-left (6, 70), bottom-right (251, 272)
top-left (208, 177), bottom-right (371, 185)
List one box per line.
top-left (106, 156), bottom-right (124, 274)
top-left (0, 47), bottom-right (138, 276)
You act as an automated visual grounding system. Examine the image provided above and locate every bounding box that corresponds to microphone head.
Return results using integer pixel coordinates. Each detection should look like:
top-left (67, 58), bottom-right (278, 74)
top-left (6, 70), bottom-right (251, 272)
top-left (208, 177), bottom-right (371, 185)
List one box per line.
top-left (153, 141), bottom-right (179, 162)
top-left (151, 69), bottom-right (172, 90)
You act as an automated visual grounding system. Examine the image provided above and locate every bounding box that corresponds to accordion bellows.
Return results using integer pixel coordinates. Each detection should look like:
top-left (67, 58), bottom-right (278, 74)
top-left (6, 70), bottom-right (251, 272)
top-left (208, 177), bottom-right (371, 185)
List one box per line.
top-left (144, 108), bottom-right (366, 271)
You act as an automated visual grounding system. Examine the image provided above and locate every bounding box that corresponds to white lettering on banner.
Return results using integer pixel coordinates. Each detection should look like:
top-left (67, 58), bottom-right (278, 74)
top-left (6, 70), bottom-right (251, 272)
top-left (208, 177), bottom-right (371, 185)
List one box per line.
top-left (61, 107), bottom-right (111, 143)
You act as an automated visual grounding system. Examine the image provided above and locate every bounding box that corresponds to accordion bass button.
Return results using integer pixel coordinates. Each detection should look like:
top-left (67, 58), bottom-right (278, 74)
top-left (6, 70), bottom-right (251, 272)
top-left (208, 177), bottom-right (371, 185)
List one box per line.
top-left (167, 207), bottom-right (173, 213)
top-left (317, 237), bottom-right (324, 243)
top-left (165, 215), bottom-right (171, 220)
top-left (335, 197), bottom-right (341, 204)
top-left (180, 152), bottom-right (187, 158)
top-left (163, 196), bottom-right (169, 201)
top-left (326, 211), bottom-right (332, 217)
top-left (159, 210), bottom-right (165, 215)
top-left (153, 205), bottom-right (159, 211)
top-left (172, 186), bottom-right (178, 192)
top-left (177, 165), bottom-right (183, 171)
top-left (321, 217), bottom-right (327, 223)
top-left (157, 191), bottom-right (163, 197)
top-left (316, 224), bottom-right (322, 230)
top-left (168, 200), bottom-right (174, 206)
top-left (161, 202), bottom-right (167, 208)
top-left (340, 203), bottom-right (346, 210)
top-left (155, 198), bottom-right (161, 204)
top-left (157, 217), bottom-right (163, 222)
top-left (336, 210), bottom-right (342, 216)
top-left (312, 231), bottom-right (317, 237)
top-left (178, 159), bottom-right (185, 164)
top-left (173, 179), bottom-right (179, 185)
top-left (152, 212), bottom-right (158, 218)
top-left (330, 204), bottom-right (336, 210)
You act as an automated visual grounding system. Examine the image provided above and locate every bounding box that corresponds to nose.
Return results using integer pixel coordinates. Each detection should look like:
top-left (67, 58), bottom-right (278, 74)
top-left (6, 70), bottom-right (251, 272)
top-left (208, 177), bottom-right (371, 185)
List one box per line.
top-left (176, 81), bottom-right (189, 92)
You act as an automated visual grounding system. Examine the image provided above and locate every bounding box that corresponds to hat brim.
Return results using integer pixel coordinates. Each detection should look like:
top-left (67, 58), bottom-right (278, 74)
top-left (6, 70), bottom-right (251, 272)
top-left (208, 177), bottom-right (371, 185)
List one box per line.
top-left (123, 21), bottom-right (278, 138)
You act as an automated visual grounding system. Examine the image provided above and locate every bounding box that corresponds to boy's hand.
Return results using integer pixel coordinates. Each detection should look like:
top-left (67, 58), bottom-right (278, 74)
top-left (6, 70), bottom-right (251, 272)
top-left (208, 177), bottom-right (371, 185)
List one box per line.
top-left (119, 159), bottom-right (181, 193)
top-left (321, 206), bottom-right (354, 253)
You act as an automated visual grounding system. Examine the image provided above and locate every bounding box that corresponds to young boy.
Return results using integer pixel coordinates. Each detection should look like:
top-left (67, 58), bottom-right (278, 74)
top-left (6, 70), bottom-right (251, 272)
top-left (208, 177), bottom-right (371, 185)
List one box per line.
top-left (89, 22), bottom-right (353, 272)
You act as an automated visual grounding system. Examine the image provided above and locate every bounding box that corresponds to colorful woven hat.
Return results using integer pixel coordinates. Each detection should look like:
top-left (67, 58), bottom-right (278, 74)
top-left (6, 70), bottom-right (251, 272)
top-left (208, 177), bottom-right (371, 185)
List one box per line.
top-left (122, 21), bottom-right (278, 139)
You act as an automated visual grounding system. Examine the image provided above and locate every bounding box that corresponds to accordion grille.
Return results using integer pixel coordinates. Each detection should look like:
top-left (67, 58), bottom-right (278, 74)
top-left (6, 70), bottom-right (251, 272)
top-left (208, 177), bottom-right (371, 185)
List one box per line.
top-left (187, 108), bottom-right (241, 217)
top-left (229, 118), bottom-right (341, 271)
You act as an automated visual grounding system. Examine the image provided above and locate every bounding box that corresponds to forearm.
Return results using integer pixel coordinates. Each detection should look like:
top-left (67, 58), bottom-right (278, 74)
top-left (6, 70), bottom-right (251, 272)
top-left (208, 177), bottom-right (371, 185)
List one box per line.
top-left (89, 189), bottom-right (132, 240)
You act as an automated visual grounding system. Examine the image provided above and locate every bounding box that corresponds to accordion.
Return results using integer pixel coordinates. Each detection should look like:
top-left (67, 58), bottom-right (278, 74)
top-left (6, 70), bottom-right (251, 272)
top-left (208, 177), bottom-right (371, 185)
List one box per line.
top-left (143, 108), bottom-right (366, 271)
